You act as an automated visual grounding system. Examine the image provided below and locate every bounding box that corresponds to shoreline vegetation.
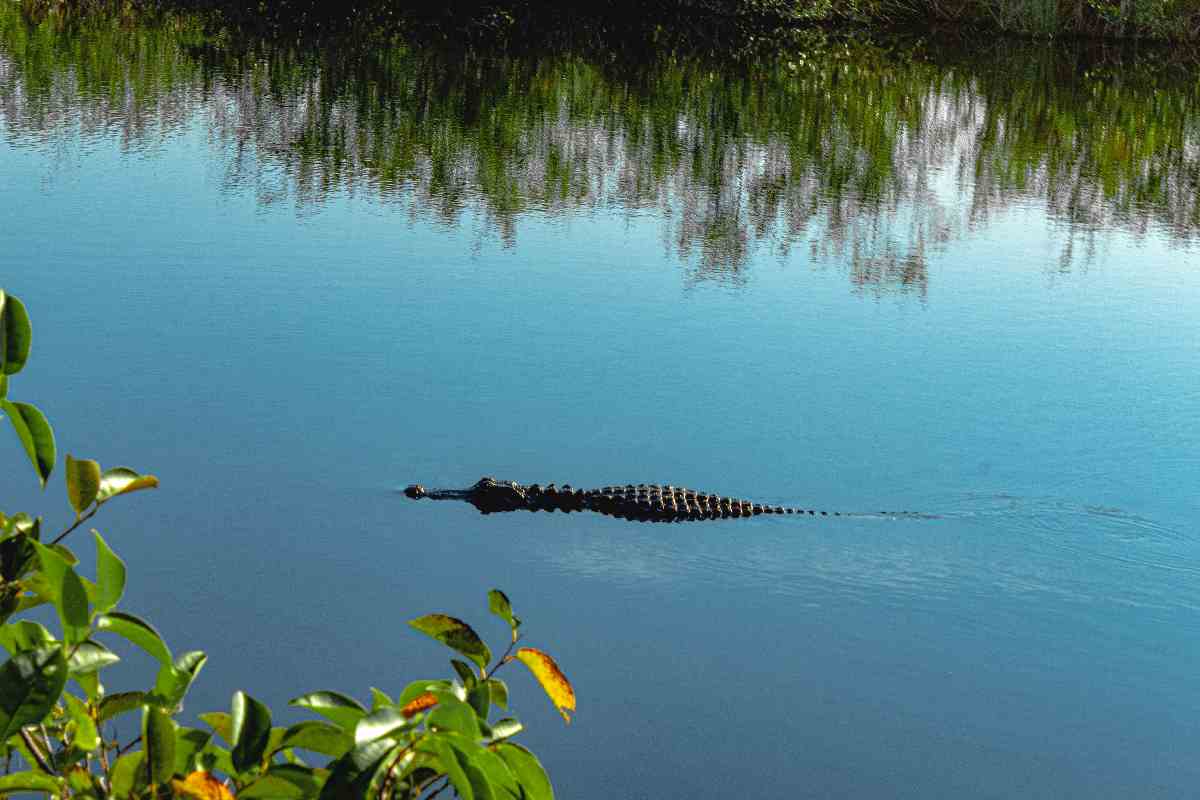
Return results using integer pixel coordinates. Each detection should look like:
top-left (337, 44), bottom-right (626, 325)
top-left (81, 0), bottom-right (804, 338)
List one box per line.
top-left (4, 0), bottom-right (1198, 282)
top-left (12, 0), bottom-right (1200, 44)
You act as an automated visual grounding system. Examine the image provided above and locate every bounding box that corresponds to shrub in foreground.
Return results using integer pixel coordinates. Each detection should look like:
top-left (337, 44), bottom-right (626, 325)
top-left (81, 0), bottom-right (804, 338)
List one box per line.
top-left (0, 288), bottom-right (574, 798)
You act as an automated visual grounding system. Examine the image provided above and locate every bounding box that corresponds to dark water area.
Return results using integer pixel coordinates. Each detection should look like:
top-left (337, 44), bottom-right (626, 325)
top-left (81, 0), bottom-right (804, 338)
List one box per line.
top-left (2, 6), bottom-right (1199, 797)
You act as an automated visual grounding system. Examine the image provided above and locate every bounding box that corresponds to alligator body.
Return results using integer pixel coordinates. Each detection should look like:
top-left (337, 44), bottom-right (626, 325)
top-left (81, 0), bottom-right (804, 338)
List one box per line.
top-left (404, 477), bottom-right (925, 522)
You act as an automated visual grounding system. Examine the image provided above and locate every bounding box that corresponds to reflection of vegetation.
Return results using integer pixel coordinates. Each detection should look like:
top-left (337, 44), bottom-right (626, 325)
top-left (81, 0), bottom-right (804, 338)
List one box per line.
top-left (3, 4), bottom-right (1199, 289)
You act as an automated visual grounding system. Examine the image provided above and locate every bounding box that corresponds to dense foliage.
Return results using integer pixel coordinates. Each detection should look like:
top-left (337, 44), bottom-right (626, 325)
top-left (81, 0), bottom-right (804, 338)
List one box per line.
top-left (4, 2), bottom-right (1197, 284)
top-left (0, 289), bottom-right (574, 797)
top-left (15, 0), bottom-right (1200, 40)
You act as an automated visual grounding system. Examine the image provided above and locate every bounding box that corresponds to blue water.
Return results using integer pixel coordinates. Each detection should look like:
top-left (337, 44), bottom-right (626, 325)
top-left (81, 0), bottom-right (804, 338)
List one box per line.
top-left (4, 39), bottom-right (1200, 799)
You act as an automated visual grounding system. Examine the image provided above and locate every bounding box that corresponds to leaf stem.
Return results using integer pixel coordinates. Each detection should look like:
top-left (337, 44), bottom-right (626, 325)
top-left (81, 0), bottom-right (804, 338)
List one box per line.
top-left (49, 503), bottom-right (102, 546)
top-left (482, 635), bottom-right (520, 680)
top-left (19, 727), bottom-right (54, 775)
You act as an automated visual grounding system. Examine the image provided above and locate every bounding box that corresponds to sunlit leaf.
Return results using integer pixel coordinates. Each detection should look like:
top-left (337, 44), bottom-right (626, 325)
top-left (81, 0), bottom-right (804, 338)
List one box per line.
top-left (93, 531), bottom-right (126, 615)
top-left (240, 764), bottom-right (324, 799)
top-left (316, 740), bottom-right (392, 800)
top-left (33, 542), bottom-right (88, 645)
top-left (427, 699), bottom-right (481, 738)
top-left (289, 690), bottom-right (367, 733)
top-left (397, 679), bottom-right (456, 707)
top-left (231, 690), bottom-right (273, 774)
top-left (369, 687), bottom-right (393, 710)
top-left (515, 648), bottom-right (575, 724)
top-left (174, 727), bottom-right (213, 776)
top-left (354, 707), bottom-right (414, 745)
top-left (2, 400), bottom-right (55, 487)
top-left (488, 718), bottom-right (523, 741)
top-left (65, 455), bottom-right (102, 516)
top-left (487, 589), bottom-right (516, 629)
top-left (486, 679), bottom-right (509, 711)
top-left (64, 692), bottom-right (100, 751)
top-left (0, 771), bottom-right (64, 794)
top-left (0, 292), bottom-right (32, 377)
top-left (68, 639), bottom-right (120, 674)
top-left (110, 752), bottom-right (147, 798)
top-left (96, 611), bottom-right (172, 665)
top-left (0, 620), bottom-right (53, 654)
top-left (96, 467), bottom-right (160, 503)
top-left (99, 691), bottom-right (150, 723)
top-left (153, 650), bottom-right (207, 710)
top-left (408, 614), bottom-right (491, 669)
top-left (276, 720), bottom-right (352, 759)
top-left (199, 711), bottom-right (233, 745)
top-left (171, 771), bottom-right (235, 800)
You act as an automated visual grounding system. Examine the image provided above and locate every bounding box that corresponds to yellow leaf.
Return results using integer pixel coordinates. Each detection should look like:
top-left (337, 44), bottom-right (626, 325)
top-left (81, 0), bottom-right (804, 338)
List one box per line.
top-left (515, 647), bottom-right (576, 724)
top-left (172, 771), bottom-right (235, 800)
top-left (400, 691), bottom-right (438, 718)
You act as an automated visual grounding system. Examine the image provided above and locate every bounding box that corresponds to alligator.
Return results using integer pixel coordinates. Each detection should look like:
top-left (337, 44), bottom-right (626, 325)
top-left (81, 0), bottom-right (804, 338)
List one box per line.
top-left (403, 477), bottom-right (931, 522)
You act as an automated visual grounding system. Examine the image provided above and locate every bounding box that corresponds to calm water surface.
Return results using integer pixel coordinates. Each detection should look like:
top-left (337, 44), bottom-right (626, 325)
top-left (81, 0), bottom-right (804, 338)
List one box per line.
top-left (2, 8), bottom-right (1200, 798)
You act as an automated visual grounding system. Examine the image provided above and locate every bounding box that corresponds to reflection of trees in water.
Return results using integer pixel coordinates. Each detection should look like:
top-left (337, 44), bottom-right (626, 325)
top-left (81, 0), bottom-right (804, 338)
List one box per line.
top-left (3, 5), bottom-right (1199, 293)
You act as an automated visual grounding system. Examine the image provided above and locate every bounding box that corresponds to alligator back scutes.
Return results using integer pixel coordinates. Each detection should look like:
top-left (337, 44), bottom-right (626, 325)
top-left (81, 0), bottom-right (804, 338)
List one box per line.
top-left (404, 478), bottom-right (853, 522)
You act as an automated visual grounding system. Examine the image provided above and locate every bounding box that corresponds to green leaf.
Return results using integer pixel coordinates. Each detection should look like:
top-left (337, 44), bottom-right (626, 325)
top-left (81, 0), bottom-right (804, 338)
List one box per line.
top-left (0, 374), bottom-right (6, 399)
top-left (34, 542), bottom-right (88, 645)
top-left (240, 764), bottom-right (325, 799)
top-left (451, 658), bottom-right (478, 687)
top-left (486, 679), bottom-right (509, 711)
top-left (98, 691), bottom-right (149, 723)
top-left (96, 611), bottom-right (171, 665)
top-left (408, 614), bottom-right (492, 670)
top-left (0, 620), bottom-right (54, 654)
top-left (455, 739), bottom-right (521, 800)
top-left (93, 532), bottom-right (126, 615)
top-left (0, 292), bottom-right (32, 377)
top-left (143, 705), bottom-right (177, 786)
top-left (422, 738), bottom-right (477, 800)
top-left (96, 467), bottom-right (159, 502)
top-left (289, 691), bottom-right (367, 733)
top-left (2, 400), bottom-right (55, 487)
top-left (428, 699), bottom-right (482, 739)
top-left (488, 718), bottom-right (523, 741)
top-left (353, 707), bottom-right (414, 746)
top-left (0, 771), bottom-right (65, 794)
top-left (174, 727), bottom-right (213, 775)
top-left (64, 693), bottom-right (100, 751)
top-left (0, 646), bottom-right (68, 741)
top-left (231, 690), bottom-right (273, 774)
top-left (65, 455), bottom-right (102, 516)
top-left (152, 650), bottom-right (207, 710)
top-left (68, 639), bottom-right (120, 674)
top-left (397, 680), bottom-right (456, 707)
top-left (74, 669), bottom-right (102, 702)
top-left (487, 590), bottom-right (516, 629)
top-left (317, 740), bottom-right (393, 800)
top-left (467, 682), bottom-right (490, 721)
top-left (276, 721), bottom-right (353, 759)
top-left (199, 711), bottom-right (233, 744)
top-left (369, 687), bottom-right (393, 710)
top-left (494, 742), bottom-right (553, 800)
top-left (109, 752), bottom-right (146, 798)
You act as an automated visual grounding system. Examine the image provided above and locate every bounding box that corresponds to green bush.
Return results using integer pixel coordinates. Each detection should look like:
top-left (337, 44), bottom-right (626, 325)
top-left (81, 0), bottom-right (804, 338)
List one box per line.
top-left (0, 289), bottom-right (574, 798)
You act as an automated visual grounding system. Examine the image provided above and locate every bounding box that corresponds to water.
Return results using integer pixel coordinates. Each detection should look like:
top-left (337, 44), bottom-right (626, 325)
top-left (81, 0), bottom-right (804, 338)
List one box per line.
top-left (2, 8), bottom-right (1200, 797)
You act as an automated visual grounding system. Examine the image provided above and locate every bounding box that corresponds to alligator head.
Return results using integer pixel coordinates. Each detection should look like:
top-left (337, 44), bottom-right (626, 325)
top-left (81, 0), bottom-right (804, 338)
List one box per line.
top-left (465, 476), bottom-right (528, 512)
top-left (404, 476), bottom-right (528, 513)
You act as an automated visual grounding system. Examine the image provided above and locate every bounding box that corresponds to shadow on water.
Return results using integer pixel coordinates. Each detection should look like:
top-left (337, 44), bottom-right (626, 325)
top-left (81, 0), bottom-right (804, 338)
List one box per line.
top-left (2, 3), bottom-right (1199, 292)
